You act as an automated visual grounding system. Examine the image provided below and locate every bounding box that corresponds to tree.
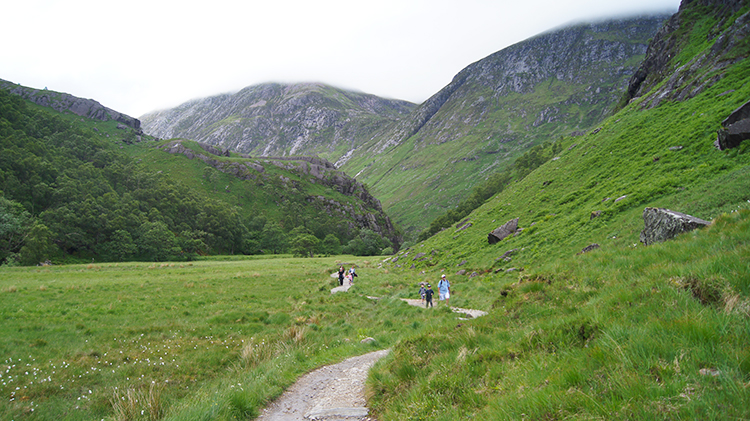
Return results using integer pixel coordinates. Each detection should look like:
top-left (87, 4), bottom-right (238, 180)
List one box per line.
top-left (344, 229), bottom-right (391, 256)
top-left (321, 234), bottom-right (342, 256)
top-left (290, 233), bottom-right (320, 258)
top-left (0, 195), bottom-right (30, 264)
top-left (18, 221), bottom-right (55, 265)
top-left (137, 221), bottom-right (178, 261)
top-left (261, 222), bottom-right (287, 254)
top-left (105, 229), bottom-right (137, 261)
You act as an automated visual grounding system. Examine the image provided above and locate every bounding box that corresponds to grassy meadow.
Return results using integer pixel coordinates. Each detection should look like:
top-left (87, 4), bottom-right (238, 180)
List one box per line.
top-left (0, 255), bottom-right (453, 420)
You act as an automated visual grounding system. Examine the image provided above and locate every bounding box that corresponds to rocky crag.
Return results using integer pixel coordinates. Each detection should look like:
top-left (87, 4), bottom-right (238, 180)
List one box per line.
top-left (0, 78), bottom-right (142, 132)
top-left (625, 0), bottom-right (749, 108)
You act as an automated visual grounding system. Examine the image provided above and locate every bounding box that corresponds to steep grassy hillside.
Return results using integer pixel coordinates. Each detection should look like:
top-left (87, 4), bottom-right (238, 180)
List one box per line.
top-left (343, 16), bottom-right (668, 235)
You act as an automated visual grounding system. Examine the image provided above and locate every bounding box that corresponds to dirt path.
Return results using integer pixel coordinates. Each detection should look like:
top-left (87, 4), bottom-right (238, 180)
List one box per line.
top-left (400, 298), bottom-right (488, 319)
top-left (255, 349), bottom-right (390, 421)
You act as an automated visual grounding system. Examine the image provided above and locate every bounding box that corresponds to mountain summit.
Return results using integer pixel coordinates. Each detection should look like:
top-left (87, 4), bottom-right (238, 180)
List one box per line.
top-left (140, 82), bottom-right (415, 159)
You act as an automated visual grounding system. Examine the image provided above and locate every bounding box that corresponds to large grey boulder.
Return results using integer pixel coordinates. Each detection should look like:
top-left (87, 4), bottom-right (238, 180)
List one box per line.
top-left (488, 218), bottom-right (519, 244)
top-left (640, 208), bottom-right (710, 246)
top-left (716, 99), bottom-right (750, 150)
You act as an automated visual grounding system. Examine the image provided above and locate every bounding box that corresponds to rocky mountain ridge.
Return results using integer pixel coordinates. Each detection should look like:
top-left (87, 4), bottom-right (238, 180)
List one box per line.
top-left (140, 82), bottom-right (415, 160)
top-left (341, 15), bottom-right (670, 233)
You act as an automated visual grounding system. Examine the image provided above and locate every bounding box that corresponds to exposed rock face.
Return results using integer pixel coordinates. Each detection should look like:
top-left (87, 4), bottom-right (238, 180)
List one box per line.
top-left (0, 79), bottom-right (142, 131)
top-left (625, 0), bottom-right (750, 108)
top-left (640, 207), bottom-right (711, 246)
top-left (715, 99), bottom-right (750, 150)
top-left (488, 218), bottom-right (519, 244)
top-left (140, 83), bottom-right (415, 158)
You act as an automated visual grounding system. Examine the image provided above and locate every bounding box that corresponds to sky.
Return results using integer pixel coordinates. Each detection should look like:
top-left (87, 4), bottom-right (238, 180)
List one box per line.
top-left (2, 0), bottom-right (680, 118)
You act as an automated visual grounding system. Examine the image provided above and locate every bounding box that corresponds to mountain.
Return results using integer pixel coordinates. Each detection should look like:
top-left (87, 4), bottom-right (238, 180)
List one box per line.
top-left (140, 16), bottom-right (669, 237)
top-left (343, 16), bottom-right (670, 235)
top-left (140, 82), bottom-right (416, 159)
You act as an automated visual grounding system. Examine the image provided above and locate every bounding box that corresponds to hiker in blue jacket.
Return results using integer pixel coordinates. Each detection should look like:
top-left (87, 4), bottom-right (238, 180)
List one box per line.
top-left (438, 274), bottom-right (451, 306)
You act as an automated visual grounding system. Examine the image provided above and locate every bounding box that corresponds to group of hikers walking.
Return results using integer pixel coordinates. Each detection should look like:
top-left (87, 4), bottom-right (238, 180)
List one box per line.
top-left (335, 265), bottom-right (451, 310)
top-left (419, 274), bottom-right (450, 308)
top-left (337, 265), bottom-right (357, 286)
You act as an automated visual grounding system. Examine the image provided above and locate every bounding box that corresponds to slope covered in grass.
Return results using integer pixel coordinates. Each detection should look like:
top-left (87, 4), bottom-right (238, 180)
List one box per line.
top-left (367, 2), bottom-right (750, 419)
top-left (369, 209), bottom-right (750, 420)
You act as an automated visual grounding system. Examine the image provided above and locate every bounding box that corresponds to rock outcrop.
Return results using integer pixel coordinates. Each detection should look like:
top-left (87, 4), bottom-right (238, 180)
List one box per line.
top-left (640, 207), bottom-right (711, 246)
top-left (625, 0), bottom-right (750, 108)
top-left (0, 79), bottom-right (142, 132)
top-left (715, 99), bottom-right (750, 150)
top-left (488, 218), bottom-right (519, 244)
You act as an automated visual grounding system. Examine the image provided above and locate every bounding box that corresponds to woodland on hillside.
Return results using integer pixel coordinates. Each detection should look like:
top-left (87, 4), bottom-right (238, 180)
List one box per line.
top-left (0, 90), bottom-right (391, 265)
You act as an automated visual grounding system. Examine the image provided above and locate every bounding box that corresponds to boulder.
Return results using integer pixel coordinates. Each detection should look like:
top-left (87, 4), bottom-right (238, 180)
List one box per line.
top-left (715, 99), bottom-right (750, 150)
top-left (577, 243), bottom-right (601, 255)
top-left (488, 218), bottom-right (519, 244)
top-left (640, 207), bottom-right (710, 246)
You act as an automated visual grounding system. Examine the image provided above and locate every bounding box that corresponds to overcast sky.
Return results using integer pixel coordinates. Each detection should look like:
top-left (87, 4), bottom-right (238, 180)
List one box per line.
top-left (2, 0), bottom-right (679, 118)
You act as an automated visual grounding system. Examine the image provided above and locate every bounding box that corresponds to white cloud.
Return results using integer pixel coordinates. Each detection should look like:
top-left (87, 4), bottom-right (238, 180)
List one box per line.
top-left (1, 0), bottom-right (680, 117)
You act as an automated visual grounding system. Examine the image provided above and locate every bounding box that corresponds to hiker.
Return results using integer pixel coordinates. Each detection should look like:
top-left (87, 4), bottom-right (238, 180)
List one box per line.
top-left (438, 274), bottom-right (451, 306)
top-left (349, 266), bottom-right (358, 279)
top-left (346, 272), bottom-right (353, 285)
top-left (424, 284), bottom-right (434, 308)
top-left (419, 283), bottom-right (426, 304)
top-left (338, 266), bottom-right (345, 286)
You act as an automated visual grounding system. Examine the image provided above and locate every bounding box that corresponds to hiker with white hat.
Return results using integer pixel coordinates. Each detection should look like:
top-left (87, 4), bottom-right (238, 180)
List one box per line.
top-left (438, 274), bottom-right (451, 306)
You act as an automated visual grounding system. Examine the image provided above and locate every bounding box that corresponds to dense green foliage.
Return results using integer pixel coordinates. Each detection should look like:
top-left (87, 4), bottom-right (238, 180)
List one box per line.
top-left (0, 90), bottom-right (251, 263)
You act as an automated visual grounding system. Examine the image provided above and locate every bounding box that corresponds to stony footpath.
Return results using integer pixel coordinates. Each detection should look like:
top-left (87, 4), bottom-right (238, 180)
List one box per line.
top-left (255, 349), bottom-right (390, 421)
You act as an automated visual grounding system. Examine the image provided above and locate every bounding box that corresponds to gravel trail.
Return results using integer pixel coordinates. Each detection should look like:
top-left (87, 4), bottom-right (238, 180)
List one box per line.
top-left (255, 349), bottom-right (390, 421)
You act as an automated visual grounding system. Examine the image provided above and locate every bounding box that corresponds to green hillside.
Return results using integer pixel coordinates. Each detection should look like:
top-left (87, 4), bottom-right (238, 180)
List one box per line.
top-left (367, 2), bottom-right (750, 418)
top-left (0, 90), bottom-right (399, 265)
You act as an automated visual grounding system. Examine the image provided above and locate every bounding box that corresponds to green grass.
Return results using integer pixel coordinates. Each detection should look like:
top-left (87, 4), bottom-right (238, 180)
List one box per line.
top-left (368, 210), bottom-right (750, 420)
top-left (0, 255), bottom-right (458, 420)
